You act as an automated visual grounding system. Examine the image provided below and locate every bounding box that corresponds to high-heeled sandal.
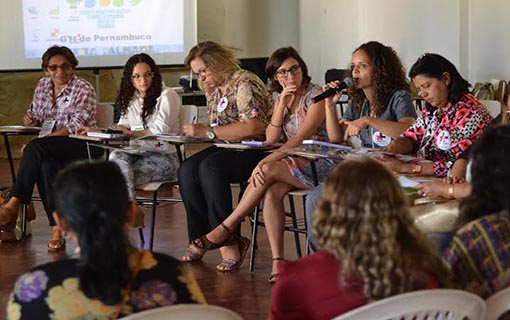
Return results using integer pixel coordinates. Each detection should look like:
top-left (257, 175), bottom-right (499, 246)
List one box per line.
top-left (216, 236), bottom-right (251, 272)
top-left (192, 223), bottom-right (238, 251)
top-left (268, 257), bottom-right (285, 283)
top-left (47, 228), bottom-right (66, 252)
top-left (181, 243), bottom-right (206, 262)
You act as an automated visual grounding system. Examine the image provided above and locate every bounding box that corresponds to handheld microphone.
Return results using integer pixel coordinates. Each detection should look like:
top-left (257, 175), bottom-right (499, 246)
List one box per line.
top-left (311, 78), bottom-right (353, 103)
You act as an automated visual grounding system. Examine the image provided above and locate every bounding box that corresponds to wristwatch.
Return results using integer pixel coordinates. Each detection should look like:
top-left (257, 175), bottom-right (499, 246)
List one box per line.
top-left (207, 126), bottom-right (216, 140)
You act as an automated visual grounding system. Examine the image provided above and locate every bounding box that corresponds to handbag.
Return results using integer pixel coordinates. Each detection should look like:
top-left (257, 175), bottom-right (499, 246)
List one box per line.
top-left (410, 199), bottom-right (462, 234)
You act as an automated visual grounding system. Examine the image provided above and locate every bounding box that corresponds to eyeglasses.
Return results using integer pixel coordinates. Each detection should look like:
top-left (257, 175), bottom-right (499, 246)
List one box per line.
top-left (47, 63), bottom-right (73, 72)
top-left (275, 65), bottom-right (301, 78)
top-left (192, 67), bottom-right (208, 78)
top-left (131, 72), bottom-right (155, 81)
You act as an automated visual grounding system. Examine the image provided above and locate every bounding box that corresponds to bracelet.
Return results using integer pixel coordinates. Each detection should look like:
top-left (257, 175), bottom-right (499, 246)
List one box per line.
top-left (270, 122), bottom-right (282, 128)
top-left (448, 184), bottom-right (455, 199)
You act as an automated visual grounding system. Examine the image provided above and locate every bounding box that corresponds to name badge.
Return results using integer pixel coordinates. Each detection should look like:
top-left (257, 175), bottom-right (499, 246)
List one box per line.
top-left (39, 119), bottom-right (56, 137)
top-left (372, 131), bottom-right (391, 147)
top-left (131, 125), bottom-right (144, 131)
top-left (217, 96), bottom-right (228, 113)
top-left (435, 130), bottom-right (451, 150)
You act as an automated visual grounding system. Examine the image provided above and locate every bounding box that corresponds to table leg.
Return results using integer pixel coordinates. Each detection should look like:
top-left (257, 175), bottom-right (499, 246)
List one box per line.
top-left (310, 160), bottom-right (319, 186)
top-left (3, 134), bottom-right (16, 183)
top-left (175, 143), bottom-right (184, 163)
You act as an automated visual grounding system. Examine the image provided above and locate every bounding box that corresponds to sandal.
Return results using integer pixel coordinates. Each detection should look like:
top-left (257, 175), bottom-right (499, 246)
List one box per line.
top-left (216, 236), bottom-right (251, 272)
top-left (47, 227), bottom-right (66, 252)
top-left (268, 257), bottom-right (284, 283)
top-left (192, 223), bottom-right (238, 251)
top-left (181, 244), bottom-right (206, 262)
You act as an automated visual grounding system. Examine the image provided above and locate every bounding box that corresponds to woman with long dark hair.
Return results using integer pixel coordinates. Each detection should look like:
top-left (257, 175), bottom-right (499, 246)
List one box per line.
top-left (7, 161), bottom-right (205, 319)
top-left (108, 53), bottom-right (181, 200)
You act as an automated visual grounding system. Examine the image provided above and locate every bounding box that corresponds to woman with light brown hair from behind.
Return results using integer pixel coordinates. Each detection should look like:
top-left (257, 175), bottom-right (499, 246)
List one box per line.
top-left (270, 157), bottom-right (452, 320)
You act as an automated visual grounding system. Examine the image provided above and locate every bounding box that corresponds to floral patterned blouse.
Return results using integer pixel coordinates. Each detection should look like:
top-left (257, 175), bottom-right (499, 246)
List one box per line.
top-left (206, 69), bottom-right (272, 130)
top-left (7, 249), bottom-right (206, 320)
top-left (401, 93), bottom-right (492, 177)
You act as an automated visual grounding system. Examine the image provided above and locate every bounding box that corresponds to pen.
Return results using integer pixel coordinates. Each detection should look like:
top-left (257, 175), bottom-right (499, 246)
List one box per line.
top-left (192, 115), bottom-right (197, 124)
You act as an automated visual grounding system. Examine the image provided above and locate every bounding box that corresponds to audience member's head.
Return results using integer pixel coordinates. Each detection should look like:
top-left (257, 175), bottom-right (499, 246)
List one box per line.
top-left (116, 53), bottom-right (162, 125)
top-left (348, 41), bottom-right (411, 114)
top-left (409, 53), bottom-right (471, 107)
top-left (265, 46), bottom-right (311, 93)
top-left (313, 157), bottom-right (451, 302)
top-left (52, 160), bottom-right (134, 305)
top-left (41, 45), bottom-right (79, 87)
top-left (460, 125), bottom-right (510, 221)
top-left (184, 41), bottom-right (240, 91)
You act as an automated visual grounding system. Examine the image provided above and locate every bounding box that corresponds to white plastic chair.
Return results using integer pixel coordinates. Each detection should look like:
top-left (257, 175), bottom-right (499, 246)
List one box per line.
top-left (480, 99), bottom-right (502, 119)
top-left (119, 304), bottom-right (243, 320)
top-left (96, 103), bottom-right (114, 128)
top-left (332, 289), bottom-right (486, 320)
top-left (136, 104), bottom-right (198, 250)
top-left (486, 286), bottom-right (510, 320)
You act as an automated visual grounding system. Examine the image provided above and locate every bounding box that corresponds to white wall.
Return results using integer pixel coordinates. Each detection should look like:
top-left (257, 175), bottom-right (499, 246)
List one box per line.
top-left (197, 0), bottom-right (510, 84)
top-left (197, 0), bottom-right (299, 58)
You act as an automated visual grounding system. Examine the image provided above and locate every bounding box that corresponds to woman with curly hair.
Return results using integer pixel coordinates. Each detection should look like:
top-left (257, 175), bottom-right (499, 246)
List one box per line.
top-left (306, 41), bottom-right (417, 252)
top-left (325, 41), bottom-right (417, 148)
top-left (108, 53), bottom-right (181, 200)
top-left (270, 158), bottom-right (452, 320)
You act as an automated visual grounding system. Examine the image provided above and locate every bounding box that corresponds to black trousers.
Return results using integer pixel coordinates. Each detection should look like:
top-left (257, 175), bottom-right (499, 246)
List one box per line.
top-left (178, 146), bottom-right (267, 241)
top-left (11, 136), bottom-right (101, 226)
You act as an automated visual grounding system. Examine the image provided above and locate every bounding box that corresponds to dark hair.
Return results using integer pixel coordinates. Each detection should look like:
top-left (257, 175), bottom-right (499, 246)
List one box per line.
top-left (115, 53), bottom-right (162, 128)
top-left (460, 125), bottom-right (510, 221)
top-left (41, 45), bottom-right (78, 69)
top-left (409, 53), bottom-right (471, 105)
top-left (265, 46), bottom-right (311, 93)
top-left (348, 41), bottom-right (411, 115)
top-left (53, 161), bottom-right (132, 305)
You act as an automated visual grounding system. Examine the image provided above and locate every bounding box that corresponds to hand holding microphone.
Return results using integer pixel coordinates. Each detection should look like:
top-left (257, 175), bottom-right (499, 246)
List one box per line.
top-left (312, 78), bottom-right (353, 103)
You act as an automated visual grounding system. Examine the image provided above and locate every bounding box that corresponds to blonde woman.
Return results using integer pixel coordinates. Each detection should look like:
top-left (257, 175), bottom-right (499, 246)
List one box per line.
top-left (270, 158), bottom-right (452, 320)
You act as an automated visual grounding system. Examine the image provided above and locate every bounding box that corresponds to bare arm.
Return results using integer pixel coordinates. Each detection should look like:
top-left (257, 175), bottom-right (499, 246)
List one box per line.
top-left (182, 118), bottom-right (265, 141)
top-left (365, 116), bottom-right (415, 139)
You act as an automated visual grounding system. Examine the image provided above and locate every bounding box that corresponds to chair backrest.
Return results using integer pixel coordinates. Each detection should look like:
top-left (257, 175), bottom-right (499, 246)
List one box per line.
top-left (119, 304), bottom-right (243, 320)
top-left (480, 99), bottom-right (502, 118)
top-left (96, 103), bottom-right (114, 128)
top-left (332, 289), bottom-right (486, 320)
top-left (486, 286), bottom-right (510, 320)
top-left (179, 104), bottom-right (198, 125)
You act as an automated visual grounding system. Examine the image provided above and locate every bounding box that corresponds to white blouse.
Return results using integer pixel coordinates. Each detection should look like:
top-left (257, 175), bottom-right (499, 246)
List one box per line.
top-left (117, 86), bottom-right (181, 134)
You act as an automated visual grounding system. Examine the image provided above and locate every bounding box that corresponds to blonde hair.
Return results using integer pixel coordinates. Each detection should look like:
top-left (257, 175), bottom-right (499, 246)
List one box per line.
top-left (184, 41), bottom-right (240, 90)
top-left (313, 158), bottom-right (452, 302)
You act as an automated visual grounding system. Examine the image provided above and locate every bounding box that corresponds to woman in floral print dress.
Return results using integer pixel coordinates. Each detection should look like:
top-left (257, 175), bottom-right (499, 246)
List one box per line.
top-left (7, 161), bottom-right (205, 320)
top-left (382, 53), bottom-right (492, 178)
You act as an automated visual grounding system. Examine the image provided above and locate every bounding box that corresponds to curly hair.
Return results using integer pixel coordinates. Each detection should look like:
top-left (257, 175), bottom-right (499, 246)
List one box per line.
top-left (348, 41), bottom-right (411, 115)
top-left (409, 53), bottom-right (471, 105)
top-left (313, 158), bottom-right (452, 302)
top-left (115, 53), bottom-right (162, 128)
top-left (460, 125), bottom-right (510, 222)
top-left (265, 46), bottom-right (311, 93)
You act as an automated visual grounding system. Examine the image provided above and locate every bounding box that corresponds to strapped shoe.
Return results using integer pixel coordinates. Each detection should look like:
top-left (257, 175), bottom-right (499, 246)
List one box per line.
top-left (192, 222), bottom-right (238, 251)
top-left (216, 236), bottom-right (251, 272)
top-left (47, 227), bottom-right (66, 252)
top-left (0, 207), bottom-right (16, 232)
top-left (181, 244), bottom-right (206, 262)
top-left (268, 257), bottom-right (285, 283)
